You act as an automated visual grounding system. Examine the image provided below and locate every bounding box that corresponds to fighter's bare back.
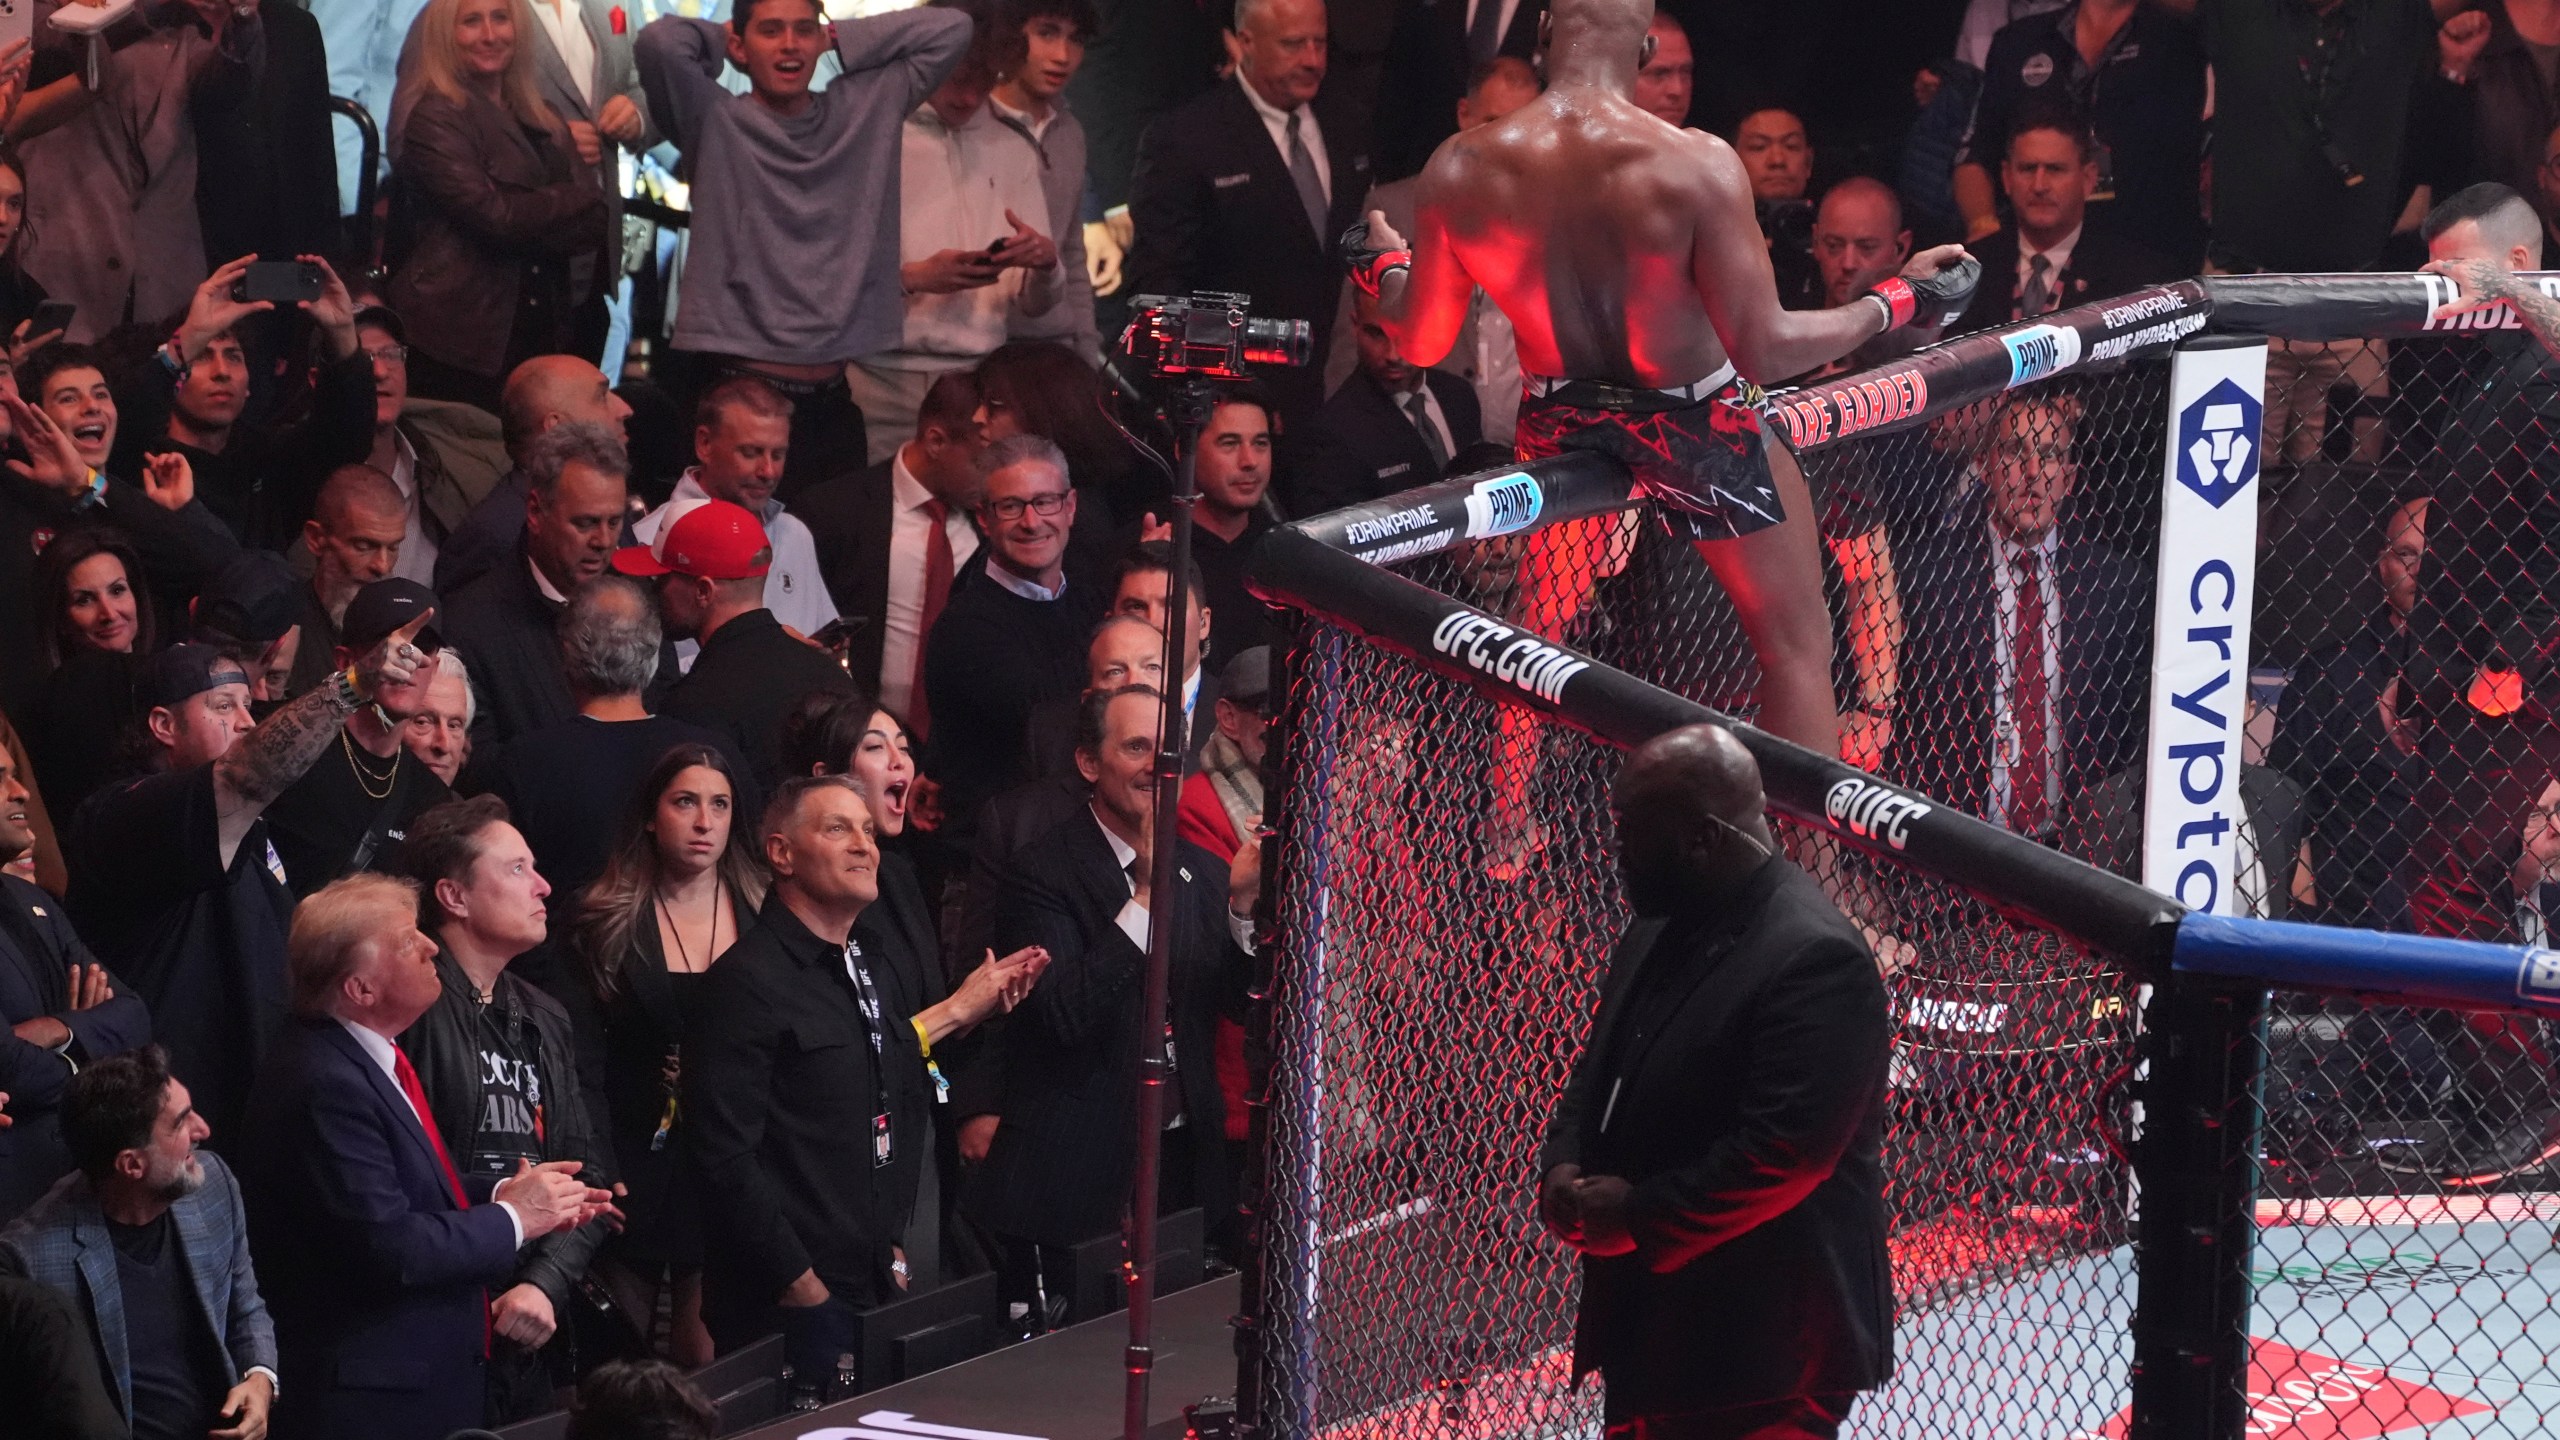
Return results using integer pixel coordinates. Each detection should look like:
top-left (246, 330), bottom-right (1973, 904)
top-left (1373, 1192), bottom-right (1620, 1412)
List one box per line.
top-left (1408, 86), bottom-right (1755, 388)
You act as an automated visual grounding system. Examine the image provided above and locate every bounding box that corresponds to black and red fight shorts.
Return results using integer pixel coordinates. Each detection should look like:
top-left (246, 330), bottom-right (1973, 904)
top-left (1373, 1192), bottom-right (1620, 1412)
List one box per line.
top-left (1512, 365), bottom-right (1784, 543)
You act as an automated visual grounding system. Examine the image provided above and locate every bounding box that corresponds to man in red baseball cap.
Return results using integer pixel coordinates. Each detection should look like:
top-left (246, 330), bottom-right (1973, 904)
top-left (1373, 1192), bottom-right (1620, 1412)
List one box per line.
top-left (617, 499), bottom-right (853, 790)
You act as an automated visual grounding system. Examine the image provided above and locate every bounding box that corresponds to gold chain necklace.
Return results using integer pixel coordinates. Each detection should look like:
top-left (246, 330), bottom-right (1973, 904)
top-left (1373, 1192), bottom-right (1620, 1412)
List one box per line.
top-left (341, 730), bottom-right (398, 801)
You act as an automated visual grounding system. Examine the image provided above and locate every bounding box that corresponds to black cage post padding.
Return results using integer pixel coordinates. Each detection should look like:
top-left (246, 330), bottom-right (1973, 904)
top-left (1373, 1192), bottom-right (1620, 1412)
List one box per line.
top-left (2130, 973), bottom-right (2273, 1440)
top-left (1250, 493), bottom-right (2188, 970)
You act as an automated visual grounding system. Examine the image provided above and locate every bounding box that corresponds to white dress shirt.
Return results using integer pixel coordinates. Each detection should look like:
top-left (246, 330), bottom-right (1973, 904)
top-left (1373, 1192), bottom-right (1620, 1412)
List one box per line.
top-left (385, 429), bottom-right (439, 588)
top-left (1986, 524), bottom-right (2063, 834)
top-left (637, 471), bottom-right (842, 669)
top-left (2016, 223), bottom-right (2082, 317)
top-left (336, 1018), bottom-right (526, 1247)
top-left (879, 450), bottom-right (981, 715)
top-left (528, 0), bottom-right (596, 109)
top-left (1391, 377), bottom-right (1458, 464)
top-left (1235, 72), bottom-right (1330, 208)
top-left (878, 101), bottom-right (1055, 369)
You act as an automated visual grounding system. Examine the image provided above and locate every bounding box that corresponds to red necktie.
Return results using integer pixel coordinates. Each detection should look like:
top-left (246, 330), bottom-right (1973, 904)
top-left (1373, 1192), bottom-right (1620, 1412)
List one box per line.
top-left (911, 498), bottom-right (955, 741)
top-left (2010, 553), bottom-right (2052, 836)
top-left (395, 1043), bottom-right (491, 1356)
top-left (393, 1044), bottom-right (469, 1211)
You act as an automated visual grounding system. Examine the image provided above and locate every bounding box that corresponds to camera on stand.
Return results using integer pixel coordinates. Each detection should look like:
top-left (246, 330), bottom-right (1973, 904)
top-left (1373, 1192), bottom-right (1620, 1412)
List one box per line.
top-left (1102, 289), bottom-right (1304, 1440)
top-left (1118, 291), bottom-right (1312, 384)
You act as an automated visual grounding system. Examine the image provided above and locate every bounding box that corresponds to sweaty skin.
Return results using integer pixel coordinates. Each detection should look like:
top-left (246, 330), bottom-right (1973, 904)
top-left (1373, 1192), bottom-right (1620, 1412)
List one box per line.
top-left (1366, 0), bottom-right (1965, 874)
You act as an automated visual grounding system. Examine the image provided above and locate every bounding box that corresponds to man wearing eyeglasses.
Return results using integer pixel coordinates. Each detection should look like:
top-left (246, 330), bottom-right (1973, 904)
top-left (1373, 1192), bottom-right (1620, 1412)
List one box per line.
top-left (1892, 390), bottom-right (2150, 841)
top-left (1540, 723), bottom-right (1891, 1439)
top-left (924, 434), bottom-right (1108, 850)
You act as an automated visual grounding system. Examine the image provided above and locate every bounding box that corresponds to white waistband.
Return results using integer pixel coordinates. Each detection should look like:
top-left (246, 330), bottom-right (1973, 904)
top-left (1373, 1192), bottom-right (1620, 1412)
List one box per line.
top-left (1522, 362), bottom-right (1739, 402)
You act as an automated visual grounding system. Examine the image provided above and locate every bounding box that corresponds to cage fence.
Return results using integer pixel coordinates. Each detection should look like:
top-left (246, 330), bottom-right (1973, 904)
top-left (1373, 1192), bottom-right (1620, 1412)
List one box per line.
top-left (1242, 279), bottom-right (2560, 1440)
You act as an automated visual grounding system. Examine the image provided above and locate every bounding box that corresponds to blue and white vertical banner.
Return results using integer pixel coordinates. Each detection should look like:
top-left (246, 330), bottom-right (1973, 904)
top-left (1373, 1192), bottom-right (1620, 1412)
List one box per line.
top-left (2141, 337), bottom-right (2270, 916)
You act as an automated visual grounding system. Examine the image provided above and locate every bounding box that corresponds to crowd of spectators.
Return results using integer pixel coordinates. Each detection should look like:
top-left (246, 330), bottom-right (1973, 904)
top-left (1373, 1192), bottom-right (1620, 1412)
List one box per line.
top-left (0, 0), bottom-right (2557, 1432)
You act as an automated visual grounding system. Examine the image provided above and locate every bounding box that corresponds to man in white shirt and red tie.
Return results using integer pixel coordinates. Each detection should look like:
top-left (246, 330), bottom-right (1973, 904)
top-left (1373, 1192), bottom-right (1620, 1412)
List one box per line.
top-left (1891, 390), bottom-right (2151, 836)
top-left (800, 371), bottom-right (990, 737)
top-left (237, 873), bottom-right (610, 1440)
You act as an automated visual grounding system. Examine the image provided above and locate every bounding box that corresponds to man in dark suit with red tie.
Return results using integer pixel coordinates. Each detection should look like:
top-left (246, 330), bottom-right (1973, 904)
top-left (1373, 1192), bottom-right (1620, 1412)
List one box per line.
top-left (797, 373), bottom-right (989, 728)
top-left (237, 873), bottom-right (608, 1440)
top-left (1125, 0), bottom-right (1373, 428)
top-left (1949, 104), bottom-right (2176, 338)
top-left (1890, 390), bottom-right (2151, 837)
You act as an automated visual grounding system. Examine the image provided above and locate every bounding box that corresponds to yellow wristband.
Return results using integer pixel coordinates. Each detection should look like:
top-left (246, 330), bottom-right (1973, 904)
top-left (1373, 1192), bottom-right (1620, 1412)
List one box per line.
top-left (910, 1017), bottom-right (931, 1058)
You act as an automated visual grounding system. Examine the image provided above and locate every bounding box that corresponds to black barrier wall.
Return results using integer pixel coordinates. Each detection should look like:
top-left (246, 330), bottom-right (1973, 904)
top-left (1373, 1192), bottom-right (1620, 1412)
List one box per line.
top-left (1241, 270), bottom-right (2560, 1440)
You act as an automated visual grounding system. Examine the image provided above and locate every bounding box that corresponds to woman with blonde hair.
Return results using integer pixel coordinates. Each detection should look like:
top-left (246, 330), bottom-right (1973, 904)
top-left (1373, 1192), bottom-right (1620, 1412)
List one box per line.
top-left (387, 0), bottom-right (611, 407)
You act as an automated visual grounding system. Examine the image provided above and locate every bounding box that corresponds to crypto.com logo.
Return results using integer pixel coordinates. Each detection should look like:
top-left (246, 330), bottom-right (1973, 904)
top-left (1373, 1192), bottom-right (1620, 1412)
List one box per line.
top-left (2176, 378), bottom-right (2262, 510)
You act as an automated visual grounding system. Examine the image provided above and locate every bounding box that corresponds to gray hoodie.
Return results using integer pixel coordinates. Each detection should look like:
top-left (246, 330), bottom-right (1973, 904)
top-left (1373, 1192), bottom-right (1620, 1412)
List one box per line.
top-left (637, 9), bottom-right (971, 365)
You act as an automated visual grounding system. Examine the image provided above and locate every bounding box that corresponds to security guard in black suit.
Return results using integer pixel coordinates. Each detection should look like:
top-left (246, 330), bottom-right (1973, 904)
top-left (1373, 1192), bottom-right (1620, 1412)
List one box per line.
top-left (1124, 0), bottom-right (1372, 429)
top-left (1541, 724), bottom-right (1892, 1439)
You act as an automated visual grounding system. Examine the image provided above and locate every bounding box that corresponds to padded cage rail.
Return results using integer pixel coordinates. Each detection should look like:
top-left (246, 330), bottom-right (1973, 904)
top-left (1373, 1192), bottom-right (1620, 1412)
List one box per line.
top-left (1235, 269), bottom-right (2560, 1440)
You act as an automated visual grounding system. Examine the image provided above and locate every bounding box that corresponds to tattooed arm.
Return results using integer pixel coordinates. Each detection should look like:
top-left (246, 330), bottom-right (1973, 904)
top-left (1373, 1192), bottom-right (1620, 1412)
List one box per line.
top-left (210, 611), bottom-right (438, 869)
top-left (2428, 257), bottom-right (2560, 365)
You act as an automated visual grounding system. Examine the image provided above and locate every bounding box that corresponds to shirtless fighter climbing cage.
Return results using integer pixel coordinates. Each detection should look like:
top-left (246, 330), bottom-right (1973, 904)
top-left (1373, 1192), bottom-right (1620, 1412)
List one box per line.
top-left (1347, 0), bottom-right (1976, 869)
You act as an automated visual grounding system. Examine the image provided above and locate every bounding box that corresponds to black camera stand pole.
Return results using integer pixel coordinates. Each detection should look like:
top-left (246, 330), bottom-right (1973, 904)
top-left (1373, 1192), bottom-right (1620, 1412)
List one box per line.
top-left (1126, 375), bottom-right (1219, 1440)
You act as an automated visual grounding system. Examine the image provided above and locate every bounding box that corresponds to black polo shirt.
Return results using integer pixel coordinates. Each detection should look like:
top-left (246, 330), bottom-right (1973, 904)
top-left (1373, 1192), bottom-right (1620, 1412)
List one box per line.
top-left (1964, 1), bottom-right (2209, 269)
top-left (2200, 0), bottom-right (2437, 272)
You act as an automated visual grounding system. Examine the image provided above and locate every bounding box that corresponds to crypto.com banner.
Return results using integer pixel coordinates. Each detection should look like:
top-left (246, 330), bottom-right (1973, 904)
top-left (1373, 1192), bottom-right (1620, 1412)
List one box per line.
top-left (2141, 336), bottom-right (2269, 916)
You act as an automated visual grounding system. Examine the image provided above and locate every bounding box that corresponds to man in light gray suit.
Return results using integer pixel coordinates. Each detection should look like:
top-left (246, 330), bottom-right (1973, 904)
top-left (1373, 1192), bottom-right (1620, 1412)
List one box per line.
top-left (1, 1046), bottom-right (279, 1440)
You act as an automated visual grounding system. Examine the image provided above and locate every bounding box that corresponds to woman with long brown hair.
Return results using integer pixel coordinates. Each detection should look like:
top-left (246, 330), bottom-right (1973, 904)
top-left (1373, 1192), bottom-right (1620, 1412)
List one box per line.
top-left (24, 529), bottom-right (156, 821)
top-left (387, 0), bottom-right (611, 406)
top-left (572, 742), bottom-right (765, 1366)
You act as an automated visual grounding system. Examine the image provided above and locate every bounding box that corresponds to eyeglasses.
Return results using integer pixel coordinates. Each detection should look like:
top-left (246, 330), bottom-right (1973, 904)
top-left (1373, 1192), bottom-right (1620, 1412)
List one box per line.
top-left (984, 492), bottom-right (1069, 521)
top-left (363, 344), bottom-right (410, 366)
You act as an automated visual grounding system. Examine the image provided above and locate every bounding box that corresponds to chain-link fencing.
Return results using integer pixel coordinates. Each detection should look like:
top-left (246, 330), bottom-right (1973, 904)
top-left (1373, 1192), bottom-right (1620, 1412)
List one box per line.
top-left (1238, 275), bottom-right (2560, 1440)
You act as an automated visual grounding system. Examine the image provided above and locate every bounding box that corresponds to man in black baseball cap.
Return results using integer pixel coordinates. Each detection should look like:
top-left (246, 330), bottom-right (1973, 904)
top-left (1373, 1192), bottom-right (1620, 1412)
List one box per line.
top-left (69, 616), bottom-right (440, 1141)
top-left (259, 578), bottom-right (453, 900)
top-left (190, 551), bottom-right (307, 704)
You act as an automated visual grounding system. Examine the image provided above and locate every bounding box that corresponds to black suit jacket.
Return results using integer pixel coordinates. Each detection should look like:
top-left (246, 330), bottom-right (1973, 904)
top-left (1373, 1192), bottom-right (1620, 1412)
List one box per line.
top-left (1949, 226), bottom-right (2180, 337)
top-left (1890, 517), bottom-right (2153, 825)
top-left (1296, 367), bottom-right (1485, 517)
top-left (1373, 0), bottom-right (1546, 181)
top-left (794, 458), bottom-right (996, 702)
top-left (0, 877), bottom-right (150, 1217)
top-left (440, 545), bottom-right (679, 752)
top-left (440, 547), bottom-right (575, 750)
top-left (1538, 859), bottom-right (1892, 1415)
top-left (1125, 79), bottom-right (1372, 422)
top-left (238, 1017), bottom-right (520, 1440)
top-left (964, 808), bottom-right (1247, 1246)
top-left (797, 459), bottom-right (901, 699)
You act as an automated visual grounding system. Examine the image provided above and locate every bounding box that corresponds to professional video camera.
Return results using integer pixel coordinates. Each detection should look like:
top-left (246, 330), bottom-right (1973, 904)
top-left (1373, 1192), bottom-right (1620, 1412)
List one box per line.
top-left (1118, 291), bottom-right (1312, 382)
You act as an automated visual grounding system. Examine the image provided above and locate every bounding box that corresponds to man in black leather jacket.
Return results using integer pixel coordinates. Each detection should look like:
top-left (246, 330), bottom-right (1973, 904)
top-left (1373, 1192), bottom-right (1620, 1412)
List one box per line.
top-left (396, 794), bottom-right (613, 1423)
